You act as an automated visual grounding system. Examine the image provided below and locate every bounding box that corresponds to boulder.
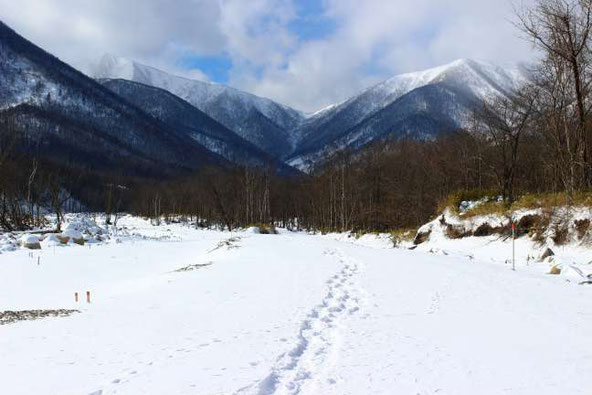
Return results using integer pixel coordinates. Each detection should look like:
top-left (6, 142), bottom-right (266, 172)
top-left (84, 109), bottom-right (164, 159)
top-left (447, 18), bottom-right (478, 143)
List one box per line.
top-left (41, 234), bottom-right (63, 248)
top-left (61, 229), bottom-right (85, 245)
top-left (539, 247), bottom-right (555, 261)
top-left (20, 234), bottom-right (41, 250)
top-left (549, 265), bottom-right (562, 275)
top-left (413, 229), bottom-right (431, 245)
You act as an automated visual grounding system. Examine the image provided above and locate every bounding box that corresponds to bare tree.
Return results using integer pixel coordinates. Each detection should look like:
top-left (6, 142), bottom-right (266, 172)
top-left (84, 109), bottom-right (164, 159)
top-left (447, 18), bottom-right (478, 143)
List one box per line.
top-left (516, 0), bottom-right (592, 190)
top-left (472, 87), bottom-right (536, 203)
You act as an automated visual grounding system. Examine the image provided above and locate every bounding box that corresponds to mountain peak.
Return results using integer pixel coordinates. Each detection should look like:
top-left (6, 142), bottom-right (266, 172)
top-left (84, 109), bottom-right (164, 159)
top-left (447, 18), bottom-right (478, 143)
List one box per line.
top-left (92, 53), bottom-right (135, 80)
top-left (89, 54), bottom-right (304, 157)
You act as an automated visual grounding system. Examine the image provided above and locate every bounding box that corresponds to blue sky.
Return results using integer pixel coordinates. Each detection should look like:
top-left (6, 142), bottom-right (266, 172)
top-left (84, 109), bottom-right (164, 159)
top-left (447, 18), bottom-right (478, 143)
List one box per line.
top-left (179, 0), bottom-right (337, 84)
top-left (288, 0), bottom-right (337, 41)
top-left (0, 0), bottom-right (536, 112)
top-left (179, 54), bottom-right (233, 83)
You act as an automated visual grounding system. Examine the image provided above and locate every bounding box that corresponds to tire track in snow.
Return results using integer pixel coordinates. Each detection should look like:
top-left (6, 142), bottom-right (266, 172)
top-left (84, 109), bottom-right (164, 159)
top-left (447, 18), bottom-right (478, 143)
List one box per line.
top-left (238, 248), bottom-right (363, 395)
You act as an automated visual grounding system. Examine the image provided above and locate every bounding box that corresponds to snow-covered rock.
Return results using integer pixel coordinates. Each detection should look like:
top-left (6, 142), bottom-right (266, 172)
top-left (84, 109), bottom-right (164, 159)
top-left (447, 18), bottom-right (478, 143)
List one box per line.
top-left (246, 226), bottom-right (260, 234)
top-left (20, 234), bottom-right (40, 249)
top-left (62, 229), bottom-right (84, 244)
top-left (40, 234), bottom-right (63, 248)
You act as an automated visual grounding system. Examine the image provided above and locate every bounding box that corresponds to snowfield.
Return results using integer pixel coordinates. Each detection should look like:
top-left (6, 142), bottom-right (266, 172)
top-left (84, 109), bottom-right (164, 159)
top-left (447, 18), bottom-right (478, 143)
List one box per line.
top-left (1, 216), bottom-right (591, 395)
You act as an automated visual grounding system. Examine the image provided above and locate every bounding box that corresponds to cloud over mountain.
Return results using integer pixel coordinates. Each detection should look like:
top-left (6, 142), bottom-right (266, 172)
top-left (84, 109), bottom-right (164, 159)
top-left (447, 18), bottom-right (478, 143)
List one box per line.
top-left (0, 0), bottom-right (537, 112)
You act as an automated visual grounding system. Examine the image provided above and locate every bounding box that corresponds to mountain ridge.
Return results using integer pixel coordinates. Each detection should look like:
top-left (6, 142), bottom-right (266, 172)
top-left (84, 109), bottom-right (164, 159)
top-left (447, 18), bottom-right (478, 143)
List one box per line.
top-left (2, 18), bottom-right (527, 176)
top-left (99, 77), bottom-right (301, 176)
top-left (0, 20), bottom-right (231, 177)
top-left (92, 55), bottom-right (526, 171)
top-left (92, 54), bottom-right (305, 158)
top-left (286, 58), bottom-right (527, 170)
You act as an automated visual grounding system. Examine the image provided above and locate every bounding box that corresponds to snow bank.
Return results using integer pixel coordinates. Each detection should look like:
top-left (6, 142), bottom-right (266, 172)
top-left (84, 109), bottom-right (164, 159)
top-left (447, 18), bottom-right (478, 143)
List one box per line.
top-left (412, 205), bottom-right (592, 281)
top-left (325, 231), bottom-right (395, 249)
top-left (415, 206), bottom-right (592, 246)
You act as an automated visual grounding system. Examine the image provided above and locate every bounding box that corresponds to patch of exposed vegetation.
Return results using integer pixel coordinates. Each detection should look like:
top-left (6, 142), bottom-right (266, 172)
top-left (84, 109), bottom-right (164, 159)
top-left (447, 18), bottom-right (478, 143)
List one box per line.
top-left (441, 191), bottom-right (592, 219)
top-left (174, 262), bottom-right (213, 272)
top-left (250, 223), bottom-right (278, 234)
top-left (389, 229), bottom-right (416, 246)
top-left (209, 236), bottom-right (241, 252)
top-left (0, 309), bottom-right (79, 325)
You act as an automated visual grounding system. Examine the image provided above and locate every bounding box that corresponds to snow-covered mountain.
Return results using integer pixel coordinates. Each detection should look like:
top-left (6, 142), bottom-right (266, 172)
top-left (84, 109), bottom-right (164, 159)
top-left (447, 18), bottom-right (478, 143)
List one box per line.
top-left (2, 18), bottom-right (527, 176)
top-left (0, 21), bottom-right (229, 177)
top-left (287, 59), bottom-right (527, 170)
top-left (100, 78), bottom-right (300, 175)
top-left (92, 54), bottom-right (305, 158)
top-left (92, 56), bottom-right (525, 171)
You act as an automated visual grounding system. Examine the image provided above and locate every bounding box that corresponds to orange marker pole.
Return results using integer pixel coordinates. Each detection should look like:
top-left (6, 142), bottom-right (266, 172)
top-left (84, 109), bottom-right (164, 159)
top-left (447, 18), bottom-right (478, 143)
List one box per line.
top-left (75, 292), bottom-right (79, 302)
top-left (86, 291), bottom-right (91, 304)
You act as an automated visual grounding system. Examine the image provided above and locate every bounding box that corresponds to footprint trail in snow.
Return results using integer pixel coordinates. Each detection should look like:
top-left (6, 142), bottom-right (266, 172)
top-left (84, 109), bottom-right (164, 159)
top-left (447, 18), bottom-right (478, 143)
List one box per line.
top-left (238, 248), bottom-right (365, 395)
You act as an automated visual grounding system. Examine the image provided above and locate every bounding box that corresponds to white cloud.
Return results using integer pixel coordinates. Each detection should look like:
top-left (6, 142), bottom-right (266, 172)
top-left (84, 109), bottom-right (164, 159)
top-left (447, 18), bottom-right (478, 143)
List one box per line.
top-left (0, 0), bottom-right (537, 112)
top-left (237, 0), bottom-right (538, 111)
top-left (0, 0), bottom-right (225, 78)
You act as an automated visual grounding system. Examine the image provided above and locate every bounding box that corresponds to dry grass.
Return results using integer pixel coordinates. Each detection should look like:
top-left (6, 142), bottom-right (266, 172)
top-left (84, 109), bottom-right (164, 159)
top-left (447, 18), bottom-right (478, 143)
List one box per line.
top-left (460, 201), bottom-right (507, 218)
top-left (437, 189), bottom-right (498, 214)
top-left (389, 228), bottom-right (416, 246)
top-left (0, 309), bottom-right (79, 325)
top-left (440, 191), bottom-right (592, 218)
top-left (512, 191), bottom-right (592, 210)
top-left (249, 223), bottom-right (277, 234)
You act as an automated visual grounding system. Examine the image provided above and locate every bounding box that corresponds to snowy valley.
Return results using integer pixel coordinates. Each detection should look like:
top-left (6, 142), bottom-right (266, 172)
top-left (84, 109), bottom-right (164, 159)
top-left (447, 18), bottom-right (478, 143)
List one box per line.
top-left (2, 2), bottom-right (592, 394)
top-left (1, 211), bottom-right (591, 395)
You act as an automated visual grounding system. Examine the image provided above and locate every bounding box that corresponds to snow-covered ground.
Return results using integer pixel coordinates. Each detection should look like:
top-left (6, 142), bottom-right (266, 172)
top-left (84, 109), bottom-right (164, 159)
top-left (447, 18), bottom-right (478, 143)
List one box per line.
top-left (1, 215), bottom-right (591, 394)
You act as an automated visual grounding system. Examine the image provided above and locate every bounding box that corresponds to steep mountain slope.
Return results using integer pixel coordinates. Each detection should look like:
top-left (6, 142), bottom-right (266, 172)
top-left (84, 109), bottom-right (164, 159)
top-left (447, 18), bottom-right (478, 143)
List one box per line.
top-left (0, 21), bottom-right (227, 177)
top-left (100, 78), bottom-right (300, 175)
top-left (92, 54), bottom-right (304, 158)
top-left (288, 59), bottom-right (526, 170)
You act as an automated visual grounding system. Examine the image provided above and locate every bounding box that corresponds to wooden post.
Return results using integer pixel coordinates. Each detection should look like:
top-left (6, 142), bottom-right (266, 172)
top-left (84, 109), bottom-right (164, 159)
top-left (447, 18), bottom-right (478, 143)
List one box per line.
top-left (74, 292), bottom-right (79, 302)
top-left (86, 291), bottom-right (91, 304)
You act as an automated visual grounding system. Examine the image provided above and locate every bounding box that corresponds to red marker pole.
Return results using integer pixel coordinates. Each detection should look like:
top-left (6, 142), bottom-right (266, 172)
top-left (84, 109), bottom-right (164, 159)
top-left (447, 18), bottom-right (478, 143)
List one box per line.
top-left (511, 221), bottom-right (516, 271)
top-left (74, 292), bottom-right (79, 303)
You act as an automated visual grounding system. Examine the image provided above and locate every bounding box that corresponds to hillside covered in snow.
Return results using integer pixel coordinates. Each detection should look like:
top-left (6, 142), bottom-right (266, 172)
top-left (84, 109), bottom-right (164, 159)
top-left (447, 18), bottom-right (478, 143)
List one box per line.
top-left (0, 21), bottom-right (228, 178)
top-left (90, 54), bottom-right (527, 171)
top-left (287, 59), bottom-right (527, 170)
top-left (92, 54), bottom-right (305, 159)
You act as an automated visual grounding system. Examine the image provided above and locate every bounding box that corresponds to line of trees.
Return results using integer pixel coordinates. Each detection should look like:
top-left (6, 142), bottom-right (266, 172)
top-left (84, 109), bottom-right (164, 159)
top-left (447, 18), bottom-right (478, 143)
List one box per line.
top-left (123, 129), bottom-right (551, 233)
